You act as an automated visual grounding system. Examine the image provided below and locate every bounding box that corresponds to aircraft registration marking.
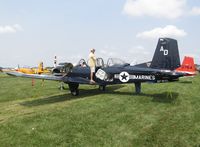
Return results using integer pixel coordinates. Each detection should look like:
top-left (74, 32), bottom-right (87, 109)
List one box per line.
top-left (160, 46), bottom-right (168, 56)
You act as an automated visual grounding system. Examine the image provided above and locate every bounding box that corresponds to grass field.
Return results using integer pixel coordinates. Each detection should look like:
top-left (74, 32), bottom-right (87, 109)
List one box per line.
top-left (0, 72), bottom-right (200, 146)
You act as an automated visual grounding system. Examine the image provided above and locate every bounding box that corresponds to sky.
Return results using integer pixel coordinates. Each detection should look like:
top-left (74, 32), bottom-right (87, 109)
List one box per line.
top-left (0, 0), bottom-right (200, 67)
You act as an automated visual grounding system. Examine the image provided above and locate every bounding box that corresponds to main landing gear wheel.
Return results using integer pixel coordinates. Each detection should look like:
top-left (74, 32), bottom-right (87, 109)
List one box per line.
top-left (71, 89), bottom-right (79, 96)
top-left (68, 83), bottom-right (79, 96)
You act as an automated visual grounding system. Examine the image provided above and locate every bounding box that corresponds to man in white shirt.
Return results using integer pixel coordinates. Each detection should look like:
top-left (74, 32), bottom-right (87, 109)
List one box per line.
top-left (88, 48), bottom-right (96, 83)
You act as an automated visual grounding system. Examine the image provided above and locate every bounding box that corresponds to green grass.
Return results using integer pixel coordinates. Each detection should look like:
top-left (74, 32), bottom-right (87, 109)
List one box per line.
top-left (0, 72), bottom-right (200, 146)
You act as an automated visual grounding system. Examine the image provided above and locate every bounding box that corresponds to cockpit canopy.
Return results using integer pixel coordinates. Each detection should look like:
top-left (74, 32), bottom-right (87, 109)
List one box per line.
top-left (53, 58), bottom-right (130, 75)
top-left (78, 58), bottom-right (129, 68)
top-left (96, 58), bottom-right (104, 67)
top-left (78, 58), bottom-right (105, 68)
top-left (107, 58), bottom-right (128, 67)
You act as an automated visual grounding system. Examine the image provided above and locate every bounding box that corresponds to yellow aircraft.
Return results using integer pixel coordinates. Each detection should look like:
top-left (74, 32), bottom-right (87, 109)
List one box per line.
top-left (16, 62), bottom-right (50, 74)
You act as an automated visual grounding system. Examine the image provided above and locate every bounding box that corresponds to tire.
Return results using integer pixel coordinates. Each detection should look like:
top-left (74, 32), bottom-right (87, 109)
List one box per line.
top-left (68, 83), bottom-right (79, 96)
top-left (71, 89), bottom-right (79, 96)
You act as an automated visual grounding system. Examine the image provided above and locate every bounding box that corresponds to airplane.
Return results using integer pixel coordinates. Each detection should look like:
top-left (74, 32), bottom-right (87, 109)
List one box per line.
top-left (7, 38), bottom-right (186, 96)
top-left (175, 56), bottom-right (196, 76)
top-left (16, 62), bottom-right (50, 74)
top-left (195, 63), bottom-right (200, 72)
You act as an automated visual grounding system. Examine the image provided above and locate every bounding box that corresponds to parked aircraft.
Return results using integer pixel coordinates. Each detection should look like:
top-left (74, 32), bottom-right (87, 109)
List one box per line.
top-left (7, 38), bottom-right (185, 96)
top-left (196, 64), bottom-right (200, 73)
top-left (16, 62), bottom-right (50, 74)
top-left (175, 56), bottom-right (196, 76)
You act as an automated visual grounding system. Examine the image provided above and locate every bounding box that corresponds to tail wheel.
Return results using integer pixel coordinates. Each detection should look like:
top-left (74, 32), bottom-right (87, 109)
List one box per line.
top-left (68, 83), bottom-right (79, 96)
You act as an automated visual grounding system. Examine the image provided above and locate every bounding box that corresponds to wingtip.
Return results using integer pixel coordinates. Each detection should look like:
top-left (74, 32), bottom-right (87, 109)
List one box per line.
top-left (6, 71), bottom-right (24, 77)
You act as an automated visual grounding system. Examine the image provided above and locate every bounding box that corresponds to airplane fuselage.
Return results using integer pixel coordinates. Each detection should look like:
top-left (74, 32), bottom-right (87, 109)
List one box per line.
top-left (68, 65), bottom-right (181, 86)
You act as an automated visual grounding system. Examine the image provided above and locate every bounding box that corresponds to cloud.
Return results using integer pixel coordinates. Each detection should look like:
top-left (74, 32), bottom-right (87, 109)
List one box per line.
top-left (99, 50), bottom-right (117, 57)
top-left (0, 24), bottom-right (23, 34)
top-left (98, 45), bottom-right (119, 59)
top-left (123, 0), bottom-right (186, 19)
top-left (136, 25), bottom-right (187, 39)
top-left (127, 46), bottom-right (151, 64)
top-left (189, 7), bottom-right (200, 16)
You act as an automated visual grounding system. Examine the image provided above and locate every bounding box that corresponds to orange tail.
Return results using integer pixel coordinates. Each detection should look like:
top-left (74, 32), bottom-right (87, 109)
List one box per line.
top-left (176, 56), bottom-right (196, 76)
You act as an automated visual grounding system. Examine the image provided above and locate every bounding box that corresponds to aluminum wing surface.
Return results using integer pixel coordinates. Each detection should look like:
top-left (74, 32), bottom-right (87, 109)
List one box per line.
top-left (6, 71), bottom-right (95, 84)
top-left (67, 77), bottom-right (95, 84)
top-left (6, 72), bottom-right (63, 81)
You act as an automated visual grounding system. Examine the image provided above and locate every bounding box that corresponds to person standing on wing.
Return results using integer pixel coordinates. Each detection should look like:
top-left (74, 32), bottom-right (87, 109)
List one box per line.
top-left (88, 48), bottom-right (96, 84)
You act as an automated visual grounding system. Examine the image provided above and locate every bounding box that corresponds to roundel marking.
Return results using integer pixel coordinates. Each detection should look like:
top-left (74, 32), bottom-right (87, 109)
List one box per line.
top-left (119, 71), bottom-right (130, 83)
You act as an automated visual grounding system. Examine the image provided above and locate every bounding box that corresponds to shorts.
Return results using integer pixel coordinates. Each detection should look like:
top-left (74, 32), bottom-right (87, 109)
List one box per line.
top-left (90, 67), bottom-right (95, 73)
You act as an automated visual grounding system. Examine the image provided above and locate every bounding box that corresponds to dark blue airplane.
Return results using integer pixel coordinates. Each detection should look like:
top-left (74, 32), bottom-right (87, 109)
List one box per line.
top-left (7, 38), bottom-right (185, 96)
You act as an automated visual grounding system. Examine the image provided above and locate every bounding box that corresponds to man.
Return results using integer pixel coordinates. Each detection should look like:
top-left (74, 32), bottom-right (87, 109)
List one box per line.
top-left (88, 48), bottom-right (96, 83)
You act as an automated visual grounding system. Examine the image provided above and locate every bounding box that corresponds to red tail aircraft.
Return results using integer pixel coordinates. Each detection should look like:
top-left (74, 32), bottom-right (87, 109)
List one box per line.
top-left (176, 56), bottom-right (196, 76)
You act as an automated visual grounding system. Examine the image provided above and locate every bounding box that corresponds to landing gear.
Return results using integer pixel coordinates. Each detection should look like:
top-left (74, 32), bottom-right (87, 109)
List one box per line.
top-left (68, 83), bottom-right (79, 96)
top-left (59, 82), bottom-right (65, 90)
top-left (99, 85), bottom-right (106, 91)
top-left (135, 82), bottom-right (141, 94)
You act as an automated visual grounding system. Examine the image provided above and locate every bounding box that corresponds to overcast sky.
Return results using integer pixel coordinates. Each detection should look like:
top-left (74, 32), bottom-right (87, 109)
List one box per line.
top-left (0, 0), bottom-right (200, 67)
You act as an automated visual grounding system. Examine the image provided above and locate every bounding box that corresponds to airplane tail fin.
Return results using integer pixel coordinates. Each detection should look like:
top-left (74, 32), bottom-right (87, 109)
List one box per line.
top-left (176, 56), bottom-right (196, 75)
top-left (150, 38), bottom-right (181, 70)
top-left (38, 62), bottom-right (44, 71)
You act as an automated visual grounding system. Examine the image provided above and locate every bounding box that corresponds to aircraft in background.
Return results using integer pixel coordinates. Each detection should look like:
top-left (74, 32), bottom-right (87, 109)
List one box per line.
top-left (175, 56), bottom-right (196, 76)
top-left (196, 65), bottom-right (200, 73)
top-left (7, 38), bottom-right (186, 96)
top-left (16, 62), bottom-right (50, 74)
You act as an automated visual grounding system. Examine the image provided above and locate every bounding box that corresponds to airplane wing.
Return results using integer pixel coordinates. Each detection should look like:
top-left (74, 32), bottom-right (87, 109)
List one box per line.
top-left (6, 71), bottom-right (63, 81)
top-left (6, 71), bottom-right (97, 85)
top-left (67, 77), bottom-right (98, 85)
